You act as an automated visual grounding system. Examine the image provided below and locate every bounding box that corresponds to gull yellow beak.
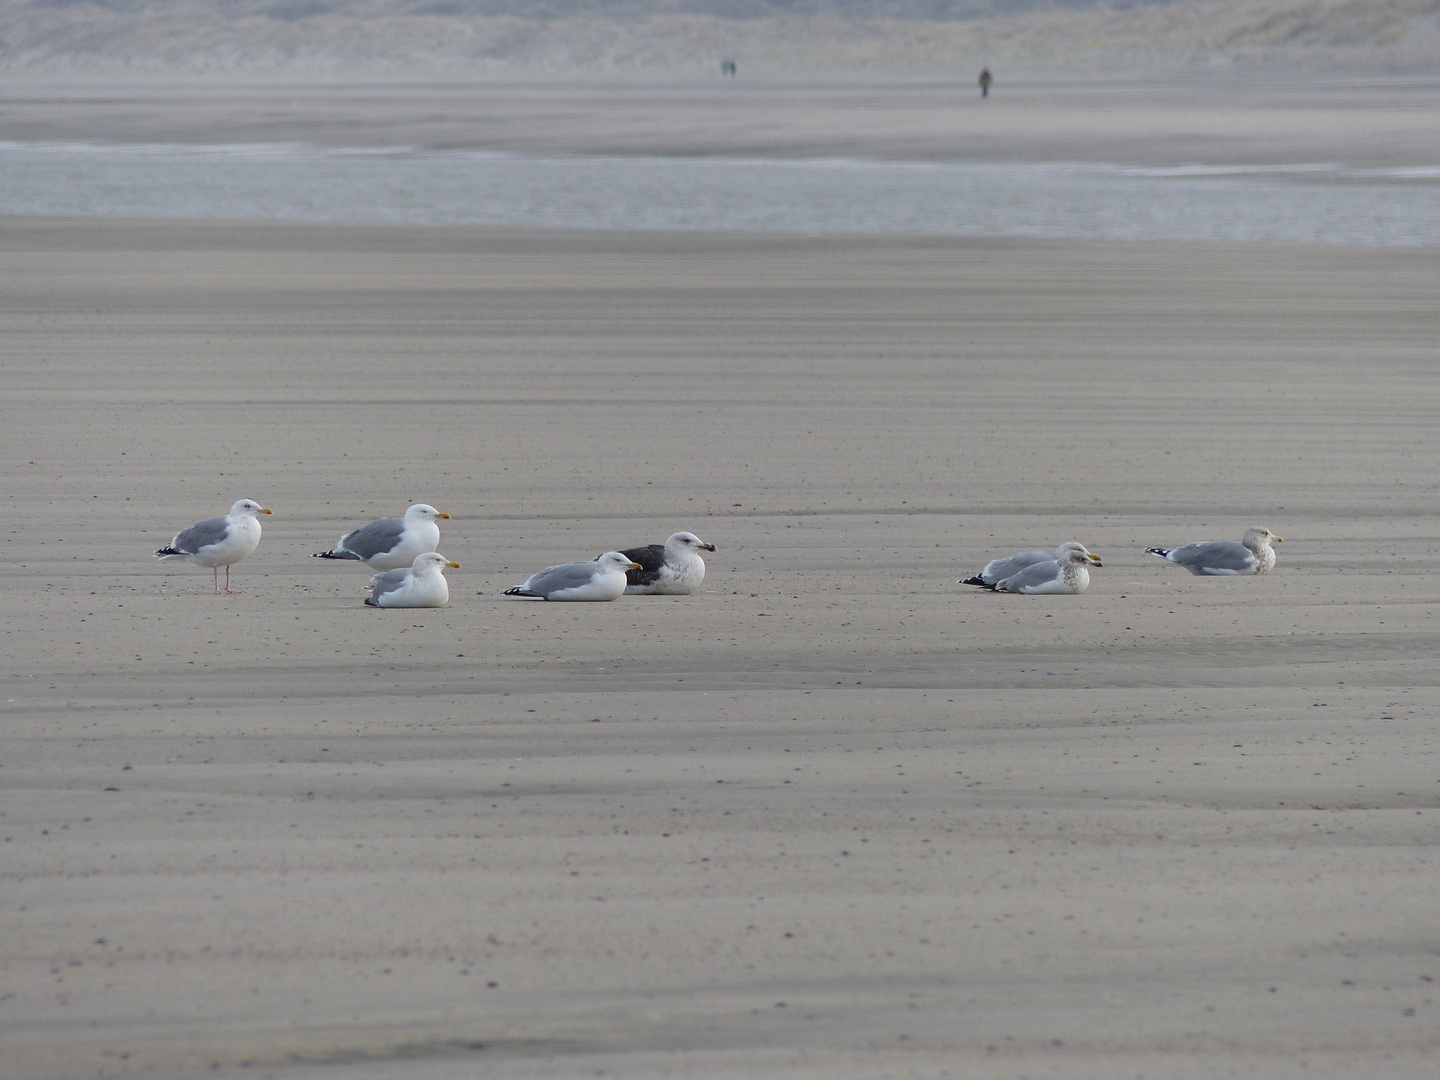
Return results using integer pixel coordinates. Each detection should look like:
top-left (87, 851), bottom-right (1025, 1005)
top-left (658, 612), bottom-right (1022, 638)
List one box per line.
top-left (1086, 552), bottom-right (1102, 565)
top-left (436, 512), bottom-right (451, 519)
top-left (1273, 535), bottom-right (1283, 543)
top-left (259, 507), bottom-right (273, 515)
top-left (625, 560), bottom-right (643, 571)
top-left (446, 560), bottom-right (461, 569)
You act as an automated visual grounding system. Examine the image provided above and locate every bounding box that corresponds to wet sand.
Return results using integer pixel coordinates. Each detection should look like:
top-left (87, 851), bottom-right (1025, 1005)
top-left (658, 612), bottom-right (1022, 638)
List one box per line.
top-left (4, 77), bottom-right (1440, 166)
top-left (2, 212), bottom-right (1438, 1079)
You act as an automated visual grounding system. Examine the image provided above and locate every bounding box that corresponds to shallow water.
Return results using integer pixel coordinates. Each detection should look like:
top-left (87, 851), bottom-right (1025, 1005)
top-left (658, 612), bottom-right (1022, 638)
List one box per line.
top-left (2, 140), bottom-right (1437, 244)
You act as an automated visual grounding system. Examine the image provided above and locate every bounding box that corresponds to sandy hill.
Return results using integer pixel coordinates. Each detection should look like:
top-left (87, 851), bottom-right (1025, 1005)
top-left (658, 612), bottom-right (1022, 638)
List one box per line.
top-left (2, 0), bottom-right (1437, 78)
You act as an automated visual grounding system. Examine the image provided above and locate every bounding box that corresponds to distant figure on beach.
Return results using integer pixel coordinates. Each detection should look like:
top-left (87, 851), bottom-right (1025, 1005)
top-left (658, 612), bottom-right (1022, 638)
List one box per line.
top-left (722, 59), bottom-right (737, 77)
top-left (979, 68), bottom-right (993, 98)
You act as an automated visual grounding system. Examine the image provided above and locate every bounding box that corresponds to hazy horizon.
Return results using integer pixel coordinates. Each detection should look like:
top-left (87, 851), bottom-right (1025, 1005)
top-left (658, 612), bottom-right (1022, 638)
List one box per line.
top-left (3, 0), bottom-right (1438, 79)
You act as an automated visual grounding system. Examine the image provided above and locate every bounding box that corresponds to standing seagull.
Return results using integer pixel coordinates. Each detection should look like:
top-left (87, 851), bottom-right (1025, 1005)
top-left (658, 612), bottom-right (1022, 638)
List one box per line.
top-left (621, 531), bottom-right (717, 595)
top-left (365, 552), bottom-right (460, 608)
top-left (155, 498), bottom-right (272, 593)
top-left (960, 542), bottom-right (1098, 589)
top-left (504, 551), bottom-right (642, 602)
top-left (312, 504), bottom-right (450, 571)
top-left (991, 545), bottom-right (1102, 594)
top-left (1146, 526), bottom-right (1283, 576)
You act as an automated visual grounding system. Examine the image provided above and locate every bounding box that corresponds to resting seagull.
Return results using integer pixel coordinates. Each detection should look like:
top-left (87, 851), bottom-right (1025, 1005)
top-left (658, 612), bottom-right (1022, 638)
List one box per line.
top-left (621, 531), bottom-right (717, 595)
top-left (154, 498), bottom-right (271, 593)
top-left (1146, 526), bottom-right (1283, 576)
top-left (365, 552), bottom-right (460, 608)
top-left (504, 551), bottom-right (642, 602)
top-left (960, 542), bottom-right (1099, 590)
top-left (991, 545), bottom-right (1102, 594)
top-left (313, 504), bottom-right (450, 571)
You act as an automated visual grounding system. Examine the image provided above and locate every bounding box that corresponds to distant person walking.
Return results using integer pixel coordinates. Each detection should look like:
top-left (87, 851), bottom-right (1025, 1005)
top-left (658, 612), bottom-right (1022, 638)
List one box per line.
top-left (978, 67), bottom-right (993, 98)
top-left (722, 59), bottom-right (737, 77)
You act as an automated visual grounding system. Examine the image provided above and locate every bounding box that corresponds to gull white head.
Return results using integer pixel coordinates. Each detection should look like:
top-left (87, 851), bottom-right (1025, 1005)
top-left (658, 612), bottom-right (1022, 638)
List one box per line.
top-left (412, 551), bottom-right (461, 573)
top-left (597, 551), bottom-right (644, 573)
top-left (1056, 542), bottom-right (1102, 567)
top-left (230, 499), bottom-right (273, 518)
top-left (405, 504), bottom-right (451, 522)
top-left (1243, 526), bottom-right (1282, 547)
top-left (666, 531), bottom-right (717, 554)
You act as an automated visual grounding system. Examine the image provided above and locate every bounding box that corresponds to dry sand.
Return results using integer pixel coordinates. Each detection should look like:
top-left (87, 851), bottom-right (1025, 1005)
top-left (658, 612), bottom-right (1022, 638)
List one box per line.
top-left (2, 81), bottom-right (1440, 1080)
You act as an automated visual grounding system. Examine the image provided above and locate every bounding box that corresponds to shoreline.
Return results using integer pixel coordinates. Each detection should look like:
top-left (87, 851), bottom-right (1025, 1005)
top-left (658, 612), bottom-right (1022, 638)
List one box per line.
top-left (3, 78), bottom-right (1440, 167)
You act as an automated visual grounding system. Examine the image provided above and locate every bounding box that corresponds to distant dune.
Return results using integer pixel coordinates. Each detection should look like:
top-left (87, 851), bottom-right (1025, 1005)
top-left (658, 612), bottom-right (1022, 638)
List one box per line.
top-left (1, 0), bottom-right (1438, 79)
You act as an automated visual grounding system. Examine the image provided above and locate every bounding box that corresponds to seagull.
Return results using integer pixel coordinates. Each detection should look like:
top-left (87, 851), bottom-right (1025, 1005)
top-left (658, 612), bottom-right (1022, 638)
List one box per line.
top-left (960, 542), bottom-right (1099, 589)
top-left (621, 531), bottom-right (717, 595)
top-left (504, 551), bottom-right (642, 602)
top-left (991, 545), bottom-right (1102, 594)
top-left (364, 552), bottom-right (460, 608)
top-left (154, 498), bottom-right (272, 593)
top-left (1146, 526), bottom-right (1283, 576)
top-left (313, 504), bottom-right (451, 571)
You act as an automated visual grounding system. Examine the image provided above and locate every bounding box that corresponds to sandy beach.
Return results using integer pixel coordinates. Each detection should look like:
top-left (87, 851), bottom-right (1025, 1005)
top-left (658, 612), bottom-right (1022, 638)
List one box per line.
top-left (5, 78), bottom-right (1440, 166)
top-left (2, 78), bottom-right (1440, 1079)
